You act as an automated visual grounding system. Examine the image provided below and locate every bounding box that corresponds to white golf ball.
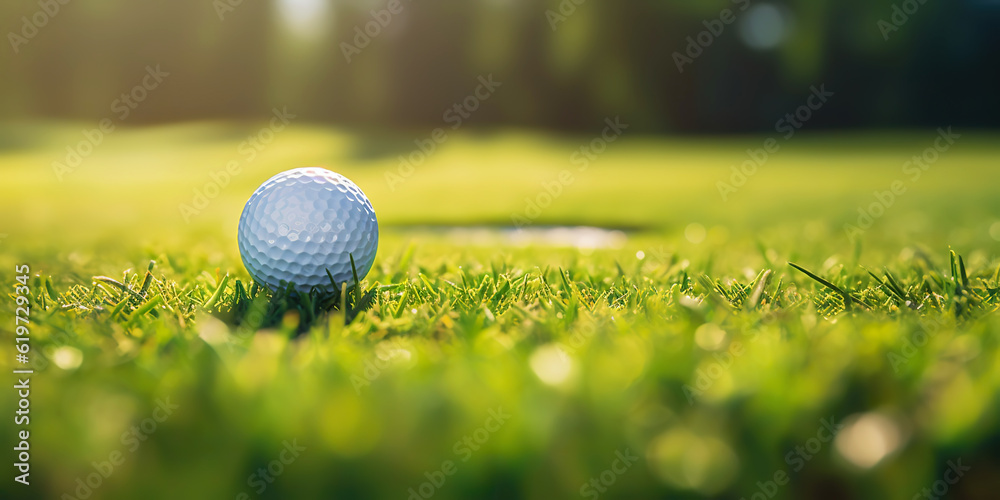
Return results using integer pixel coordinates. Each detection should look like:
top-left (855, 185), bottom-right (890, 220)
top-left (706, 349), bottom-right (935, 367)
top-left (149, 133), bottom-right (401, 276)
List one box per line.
top-left (237, 167), bottom-right (378, 293)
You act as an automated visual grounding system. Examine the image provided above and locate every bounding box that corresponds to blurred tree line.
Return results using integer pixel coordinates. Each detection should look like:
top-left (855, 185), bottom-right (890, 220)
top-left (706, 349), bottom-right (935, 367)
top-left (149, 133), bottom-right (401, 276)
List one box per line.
top-left (1, 0), bottom-right (997, 133)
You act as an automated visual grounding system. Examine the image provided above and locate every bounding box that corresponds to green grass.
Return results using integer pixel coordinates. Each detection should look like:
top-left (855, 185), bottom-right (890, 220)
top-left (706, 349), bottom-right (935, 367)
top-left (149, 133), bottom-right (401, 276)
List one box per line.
top-left (2, 123), bottom-right (1000, 499)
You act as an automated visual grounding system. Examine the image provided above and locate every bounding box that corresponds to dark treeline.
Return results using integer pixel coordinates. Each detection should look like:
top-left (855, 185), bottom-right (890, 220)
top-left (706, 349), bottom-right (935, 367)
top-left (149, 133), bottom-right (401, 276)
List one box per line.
top-left (1, 0), bottom-right (998, 133)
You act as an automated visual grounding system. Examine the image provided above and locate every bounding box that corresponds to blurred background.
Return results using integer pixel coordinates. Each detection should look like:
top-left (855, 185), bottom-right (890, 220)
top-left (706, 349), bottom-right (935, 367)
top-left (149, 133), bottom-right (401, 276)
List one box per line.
top-left (3, 0), bottom-right (1000, 133)
top-left (1, 0), bottom-right (999, 267)
top-left (3, 2), bottom-right (1000, 500)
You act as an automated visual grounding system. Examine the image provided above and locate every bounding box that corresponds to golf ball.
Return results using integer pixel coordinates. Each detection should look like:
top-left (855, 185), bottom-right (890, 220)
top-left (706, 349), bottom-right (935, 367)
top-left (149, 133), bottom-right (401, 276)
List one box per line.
top-left (237, 167), bottom-right (378, 293)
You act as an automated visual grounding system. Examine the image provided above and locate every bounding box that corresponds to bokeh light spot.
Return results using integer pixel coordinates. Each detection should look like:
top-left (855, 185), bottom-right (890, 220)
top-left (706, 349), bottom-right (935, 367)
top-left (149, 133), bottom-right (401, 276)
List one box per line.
top-left (52, 346), bottom-right (83, 370)
top-left (685, 223), bottom-right (707, 244)
top-left (276, 0), bottom-right (329, 37)
top-left (739, 4), bottom-right (789, 50)
top-left (695, 323), bottom-right (728, 351)
top-left (647, 428), bottom-right (740, 494)
top-left (530, 344), bottom-right (573, 386)
top-left (989, 221), bottom-right (1000, 241)
top-left (834, 413), bottom-right (904, 469)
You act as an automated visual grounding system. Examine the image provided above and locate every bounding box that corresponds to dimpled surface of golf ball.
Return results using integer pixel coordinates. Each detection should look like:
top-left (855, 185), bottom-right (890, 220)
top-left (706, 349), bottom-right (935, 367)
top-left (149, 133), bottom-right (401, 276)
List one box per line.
top-left (238, 167), bottom-right (378, 293)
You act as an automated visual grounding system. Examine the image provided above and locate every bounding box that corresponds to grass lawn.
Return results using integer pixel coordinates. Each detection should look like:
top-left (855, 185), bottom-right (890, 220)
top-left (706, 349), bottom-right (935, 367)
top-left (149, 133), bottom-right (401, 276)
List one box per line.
top-left (1, 122), bottom-right (999, 499)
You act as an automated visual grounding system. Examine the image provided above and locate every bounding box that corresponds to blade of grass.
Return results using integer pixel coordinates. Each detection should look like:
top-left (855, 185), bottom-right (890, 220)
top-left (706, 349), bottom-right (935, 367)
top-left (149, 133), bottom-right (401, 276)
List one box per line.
top-left (789, 262), bottom-right (864, 310)
top-left (958, 255), bottom-right (969, 289)
top-left (748, 269), bottom-right (772, 309)
top-left (126, 295), bottom-right (163, 327)
top-left (138, 260), bottom-right (155, 299)
top-left (395, 285), bottom-right (411, 317)
top-left (202, 274), bottom-right (230, 311)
